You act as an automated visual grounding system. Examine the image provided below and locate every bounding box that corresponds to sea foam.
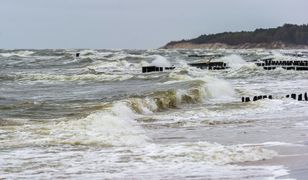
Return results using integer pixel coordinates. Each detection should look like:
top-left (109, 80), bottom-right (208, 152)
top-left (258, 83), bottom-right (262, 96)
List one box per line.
top-left (150, 55), bottom-right (171, 67)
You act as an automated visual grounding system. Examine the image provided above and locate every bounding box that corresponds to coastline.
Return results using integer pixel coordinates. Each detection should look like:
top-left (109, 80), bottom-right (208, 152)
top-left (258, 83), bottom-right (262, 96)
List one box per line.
top-left (162, 42), bottom-right (308, 50)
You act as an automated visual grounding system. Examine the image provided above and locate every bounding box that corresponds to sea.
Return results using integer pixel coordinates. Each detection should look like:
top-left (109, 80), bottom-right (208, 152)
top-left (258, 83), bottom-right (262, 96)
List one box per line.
top-left (0, 49), bottom-right (308, 179)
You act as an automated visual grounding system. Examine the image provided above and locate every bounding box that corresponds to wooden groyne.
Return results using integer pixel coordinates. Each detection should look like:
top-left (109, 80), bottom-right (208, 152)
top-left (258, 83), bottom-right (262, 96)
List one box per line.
top-left (187, 54), bottom-right (224, 58)
top-left (142, 66), bottom-right (175, 73)
top-left (255, 58), bottom-right (308, 70)
top-left (142, 61), bottom-right (228, 73)
top-left (242, 92), bottom-right (308, 102)
top-left (188, 62), bottom-right (228, 70)
top-left (143, 57), bottom-right (308, 73)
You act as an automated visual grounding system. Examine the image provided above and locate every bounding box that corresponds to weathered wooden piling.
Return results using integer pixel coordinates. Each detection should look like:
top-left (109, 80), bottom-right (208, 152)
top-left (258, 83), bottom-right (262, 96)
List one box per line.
top-left (298, 94), bottom-right (303, 101)
top-left (241, 93), bottom-right (308, 103)
top-left (285, 93), bottom-right (308, 101)
top-left (256, 58), bottom-right (308, 71)
top-left (165, 67), bottom-right (176, 70)
top-left (188, 62), bottom-right (228, 70)
top-left (142, 61), bottom-right (228, 73)
top-left (142, 66), bottom-right (163, 73)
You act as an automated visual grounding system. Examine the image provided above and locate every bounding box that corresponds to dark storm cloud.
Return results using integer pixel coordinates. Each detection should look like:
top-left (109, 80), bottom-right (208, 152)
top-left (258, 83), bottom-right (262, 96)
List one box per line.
top-left (0, 0), bottom-right (307, 49)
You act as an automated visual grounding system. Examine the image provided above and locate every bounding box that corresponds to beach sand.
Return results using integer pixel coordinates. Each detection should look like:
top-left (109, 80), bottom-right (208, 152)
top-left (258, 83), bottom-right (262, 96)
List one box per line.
top-left (240, 144), bottom-right (308, 179)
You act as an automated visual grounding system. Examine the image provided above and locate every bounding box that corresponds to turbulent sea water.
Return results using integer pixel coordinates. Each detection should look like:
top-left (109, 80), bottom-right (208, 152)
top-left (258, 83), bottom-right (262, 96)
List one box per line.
top-left (0, 49), bottom-right (308, 179)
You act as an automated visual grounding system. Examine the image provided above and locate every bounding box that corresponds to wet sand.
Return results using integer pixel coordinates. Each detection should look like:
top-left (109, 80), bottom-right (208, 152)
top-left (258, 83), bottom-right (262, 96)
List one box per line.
top-left (240, 144), bottom-right (308, 179)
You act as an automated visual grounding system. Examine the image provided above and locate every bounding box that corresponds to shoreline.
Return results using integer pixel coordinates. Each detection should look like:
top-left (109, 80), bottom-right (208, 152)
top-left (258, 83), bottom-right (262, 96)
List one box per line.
top-left (239, 144), bottom-right (308, 179)
top-left (162, 42), bottom-right (308, 50)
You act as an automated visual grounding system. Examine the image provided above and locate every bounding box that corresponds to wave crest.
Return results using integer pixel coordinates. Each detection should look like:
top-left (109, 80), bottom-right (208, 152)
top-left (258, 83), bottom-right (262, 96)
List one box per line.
top-left (128, 86), bottom-right (206, 114)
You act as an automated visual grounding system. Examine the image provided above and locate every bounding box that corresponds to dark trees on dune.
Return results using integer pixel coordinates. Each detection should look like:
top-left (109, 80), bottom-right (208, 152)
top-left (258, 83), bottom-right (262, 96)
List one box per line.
top-left (167, 24), bottom-right (308, 46)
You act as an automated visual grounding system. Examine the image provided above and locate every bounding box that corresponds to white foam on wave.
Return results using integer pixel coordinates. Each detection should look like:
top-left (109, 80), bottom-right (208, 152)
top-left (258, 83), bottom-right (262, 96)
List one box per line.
top-left (193, 97), bottom-right (308, 128)
top-left (1, 102), bottom-right (150, 148)
top-left (219, 54), bottom-right (254, 69)
top-left (0, 100), bottom-right (285, 179)
top-left (107, 52), bottom-right (148, 61)
top-left (14, 73), bottom-right (134, 82)
top-left (77, 49), bottom-right (115, 60)
top-left (49, 102), bottom-right (150, 146)
top-left (261, 141), bottom-right (304, 147)
top-left (77, 49), bottom-right (127, 60)
top-left (86, 59), bottom-right (148, 74)
top-left (79, 49), bottom-right (97, 56)
top-left (205, 77), bottom-right (235, 99)
top-left (0, 50), bottom-right (34, 57)
top-left (127, 86), bottom-right (207, 114)
top-left (270, 50), bottom-right (307, 61)
top-left (143, 141), bottom-right (277, 165)
top-left (150, 55), bottom-right (171, 67)
top-left (203, 99), bottom-right (291, 121)
top-left (0, 140), bottom-right (286, 179)
top-left (143, 98), bottom-right (290, 127)
top-left (167, 67), bottom-right (236, 100)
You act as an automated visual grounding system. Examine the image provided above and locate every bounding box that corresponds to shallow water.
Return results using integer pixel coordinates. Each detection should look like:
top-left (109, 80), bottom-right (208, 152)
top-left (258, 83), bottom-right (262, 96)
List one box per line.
top-left (0, 49), bottom-right (308, 179)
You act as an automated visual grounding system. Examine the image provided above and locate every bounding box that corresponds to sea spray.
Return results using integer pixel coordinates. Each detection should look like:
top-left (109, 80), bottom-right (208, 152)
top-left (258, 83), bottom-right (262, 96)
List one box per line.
top-left (205, 77), bottom-right (235, 99)
top-left (219, 54), bottom-right (249, 69)
top-left (168, 67), bottom-right (235, 100)
top-left (150, 55), bottom-right (171, 67)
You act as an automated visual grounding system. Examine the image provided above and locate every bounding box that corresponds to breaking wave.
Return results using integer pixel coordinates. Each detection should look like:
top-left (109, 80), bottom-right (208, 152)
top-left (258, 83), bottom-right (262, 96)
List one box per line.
top-left (145, 141), bottom-right (277, 165)
top-left (0, 50), bottom-right (34, 57)
top-left (0, 73), bottom-right (134, 82)
top-left (49, 102), bottom-right (150, 146)
top-left (167, 67), bottom-right (236, 99)
top-left (2, 102), bottom-right (149, 148)
top-left (128, 86), bottom-right (206, 113)
top-left (150, 55), bottom-right (171, 67)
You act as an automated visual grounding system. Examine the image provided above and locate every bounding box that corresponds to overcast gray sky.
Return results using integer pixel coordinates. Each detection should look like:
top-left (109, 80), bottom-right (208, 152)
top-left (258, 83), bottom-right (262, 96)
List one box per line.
top-left (0, 0), bottom-right (307, 49)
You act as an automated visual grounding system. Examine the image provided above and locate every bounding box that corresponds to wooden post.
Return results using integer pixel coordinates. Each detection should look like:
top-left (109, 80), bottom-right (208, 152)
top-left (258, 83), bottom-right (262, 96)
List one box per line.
top-left (298, 94), bottom-right (303, 101)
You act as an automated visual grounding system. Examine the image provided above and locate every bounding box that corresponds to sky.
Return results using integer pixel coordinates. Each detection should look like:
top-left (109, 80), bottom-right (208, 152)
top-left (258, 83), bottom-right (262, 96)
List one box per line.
top-left (0, 0), bottom-right (308, 49)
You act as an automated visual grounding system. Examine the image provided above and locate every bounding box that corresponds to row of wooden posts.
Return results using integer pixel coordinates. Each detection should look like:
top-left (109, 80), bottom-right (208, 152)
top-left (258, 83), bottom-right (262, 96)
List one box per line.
top-left (256, 59), bottom-right (308, 66)
top-left (242, 92), bottom-right (308, 102)
top-left (255, 59), bottom-right (308, 71)
top-left (142, 59), bottom-right (308, 73)
top-left (142, 62), bottom-right (228, 73)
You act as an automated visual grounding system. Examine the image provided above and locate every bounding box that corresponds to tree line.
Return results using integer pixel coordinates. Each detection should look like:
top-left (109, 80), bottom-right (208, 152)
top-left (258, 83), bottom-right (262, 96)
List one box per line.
top-left (168, 24), bottom-right (308, 46)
